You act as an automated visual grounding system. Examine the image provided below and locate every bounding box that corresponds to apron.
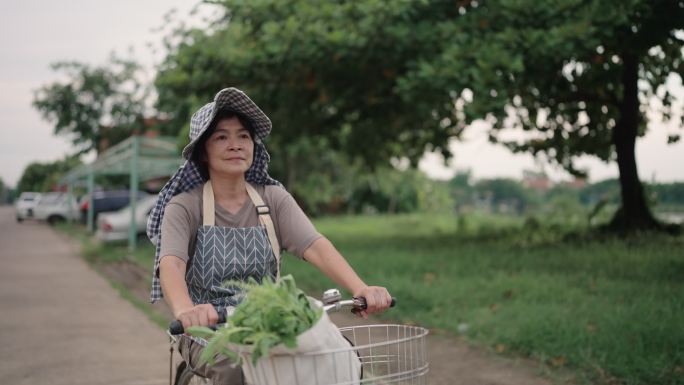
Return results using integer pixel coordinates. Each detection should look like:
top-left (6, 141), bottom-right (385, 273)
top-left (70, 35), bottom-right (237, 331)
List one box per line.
top-left (185, 181), bottom-right (281, 315)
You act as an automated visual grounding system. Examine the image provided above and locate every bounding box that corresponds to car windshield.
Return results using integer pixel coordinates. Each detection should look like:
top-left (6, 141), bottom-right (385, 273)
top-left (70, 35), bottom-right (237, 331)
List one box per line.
top-left (38, 194), bottom-right (65, 205)
top-left (19, 193), bottom-right (40, 202)
top-left (38, 193), bottom-right (74, 206)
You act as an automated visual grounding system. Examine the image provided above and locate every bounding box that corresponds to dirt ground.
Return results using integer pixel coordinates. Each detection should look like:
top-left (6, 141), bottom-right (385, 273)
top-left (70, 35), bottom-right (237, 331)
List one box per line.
top-left (96, 259), bottom-right (567, 385)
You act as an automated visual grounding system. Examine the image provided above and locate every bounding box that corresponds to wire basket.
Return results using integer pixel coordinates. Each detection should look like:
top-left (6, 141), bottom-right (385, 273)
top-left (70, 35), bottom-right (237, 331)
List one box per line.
top-left (239, 324), bottom-right (429, 385)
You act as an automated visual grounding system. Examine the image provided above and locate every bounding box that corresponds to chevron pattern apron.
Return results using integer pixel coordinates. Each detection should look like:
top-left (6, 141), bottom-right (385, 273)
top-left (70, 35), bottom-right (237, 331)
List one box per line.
top-left (185, 182), bottom-right (279, 315)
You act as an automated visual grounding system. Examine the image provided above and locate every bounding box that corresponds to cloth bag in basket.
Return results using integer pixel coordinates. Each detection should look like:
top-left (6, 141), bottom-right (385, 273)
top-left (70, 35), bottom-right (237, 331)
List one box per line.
top-left (233, 299), bottom-right (361, 385)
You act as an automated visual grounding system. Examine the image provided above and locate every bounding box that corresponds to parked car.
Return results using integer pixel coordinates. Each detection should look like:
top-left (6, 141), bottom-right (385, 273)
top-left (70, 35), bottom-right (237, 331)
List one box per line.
top-left (80, 190), bottom-right (150, 224)
top-left (33, 192), bottom-right (80, 225)
top-left (95, 195), bottom-right (158, 242)
top-left (15, 192), bottom-right (42, 222)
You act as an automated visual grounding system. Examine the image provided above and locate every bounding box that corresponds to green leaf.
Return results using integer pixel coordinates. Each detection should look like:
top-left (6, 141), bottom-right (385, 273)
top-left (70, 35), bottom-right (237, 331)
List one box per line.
top-left (197, 274), bottom-right (321, 364)
top-left (186, 326), bottom-right (216, 339)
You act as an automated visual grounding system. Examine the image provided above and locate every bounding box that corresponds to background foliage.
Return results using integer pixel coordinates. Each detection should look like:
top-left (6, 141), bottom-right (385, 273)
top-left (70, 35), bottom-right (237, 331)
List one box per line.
top-left (17, 156), bottom-right (82, 193)
top-left (27, 0), bottom-right (684, 231)
top-left (32, 57), bottom-right (150, 155)
top-left (151, 0), bottom-right (684, 230)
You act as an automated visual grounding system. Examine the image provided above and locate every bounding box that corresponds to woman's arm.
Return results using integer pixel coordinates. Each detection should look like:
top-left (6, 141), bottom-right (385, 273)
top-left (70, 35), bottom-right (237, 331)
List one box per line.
top-left (159, 256), bottom-right (218, 328)
top-left (302, 237), bottom-right (392, 318)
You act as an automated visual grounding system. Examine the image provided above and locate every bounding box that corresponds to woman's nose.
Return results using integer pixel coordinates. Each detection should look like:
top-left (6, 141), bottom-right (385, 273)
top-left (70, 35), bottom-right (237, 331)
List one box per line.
top-left (226, 138), bottom-right (241, 150)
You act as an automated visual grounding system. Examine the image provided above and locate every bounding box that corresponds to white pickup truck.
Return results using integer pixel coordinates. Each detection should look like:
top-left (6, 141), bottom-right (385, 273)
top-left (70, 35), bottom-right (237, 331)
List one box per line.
top-left (15, 192), bottom-right (42, 222)
top-left (32, 192), bottom-right (80, 225)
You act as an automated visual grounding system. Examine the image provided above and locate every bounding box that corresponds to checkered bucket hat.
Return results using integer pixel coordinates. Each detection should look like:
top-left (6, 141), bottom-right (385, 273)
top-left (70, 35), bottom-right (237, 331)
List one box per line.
top-left (146, 88), bottom-right (281, 303)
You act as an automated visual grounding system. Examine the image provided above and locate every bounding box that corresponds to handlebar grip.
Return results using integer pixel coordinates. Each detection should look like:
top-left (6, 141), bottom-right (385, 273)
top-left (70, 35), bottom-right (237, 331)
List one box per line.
top-left (355, 297), bottom-right (397, 310)
top-left (169, 320), bottom-right (184, 335)
top-left (168, 312), bottom-right (227, 335)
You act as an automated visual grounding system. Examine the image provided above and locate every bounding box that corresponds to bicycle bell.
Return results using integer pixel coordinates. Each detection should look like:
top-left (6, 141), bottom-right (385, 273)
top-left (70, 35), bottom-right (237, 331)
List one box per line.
top-left (322, 288), bottom-right (341, 304)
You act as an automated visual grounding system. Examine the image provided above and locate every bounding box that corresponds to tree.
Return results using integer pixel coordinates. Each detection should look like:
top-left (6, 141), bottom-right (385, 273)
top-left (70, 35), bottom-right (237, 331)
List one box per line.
top-left (649, 182), bottom-right (684, 207)
top-left (449, 170), bottom-right (476, 211)
top-left (155, 1), bottom-right (460, 164)
top-left (0, 177), bottom-right (8, 204)
top-left (268, 136), bottom-right (365, 215)
top-left (474, 178), bottom-right (531, 214)
top-left (33, 56), bottom-right (150, 155)
top-left (17, 156), bottom-right (82, 193)
top-left (156, 0), bottom-right (683, 232)
top-left (580, 178), bottom-right (621, 206)
top-left (397, 0), bottom-right (684, 232)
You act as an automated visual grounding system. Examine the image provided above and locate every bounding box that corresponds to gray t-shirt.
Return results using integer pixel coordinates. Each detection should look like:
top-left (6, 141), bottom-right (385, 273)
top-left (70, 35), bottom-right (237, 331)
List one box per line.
top-left (160, 184), bottom-right (322, 264)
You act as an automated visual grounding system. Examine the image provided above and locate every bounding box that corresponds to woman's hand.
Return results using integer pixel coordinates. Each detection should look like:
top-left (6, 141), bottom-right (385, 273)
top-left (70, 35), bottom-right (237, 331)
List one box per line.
top-left (353, 286), bottom-right (392, 319)
top-left (303, 238), bottom-right (392, 318)
top-left (175, 304), bottom-right (219, 330)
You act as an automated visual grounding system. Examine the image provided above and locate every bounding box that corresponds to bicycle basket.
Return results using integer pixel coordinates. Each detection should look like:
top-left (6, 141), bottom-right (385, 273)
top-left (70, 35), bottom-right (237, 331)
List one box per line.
top-left (238, 324), bottom-right (429, 385)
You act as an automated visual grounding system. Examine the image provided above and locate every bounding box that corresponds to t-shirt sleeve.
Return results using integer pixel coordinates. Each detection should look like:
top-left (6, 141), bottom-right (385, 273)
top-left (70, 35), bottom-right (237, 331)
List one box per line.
top-left (269, 187), bottom-right (322, 259)
top-left (159, 201), bottom-right (194, 265)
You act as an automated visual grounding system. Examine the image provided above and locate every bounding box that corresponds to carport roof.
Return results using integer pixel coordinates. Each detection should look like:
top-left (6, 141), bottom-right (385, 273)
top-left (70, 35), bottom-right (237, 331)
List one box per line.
top-left (61, 135), bottom-right (183, 184)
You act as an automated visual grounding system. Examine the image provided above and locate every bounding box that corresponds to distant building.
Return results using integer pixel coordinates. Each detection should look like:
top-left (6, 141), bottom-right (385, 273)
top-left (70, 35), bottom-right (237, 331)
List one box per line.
top-left (562, 177), bottom-right (587, 190)
top-left (522, 170), bottom-right (551, 192)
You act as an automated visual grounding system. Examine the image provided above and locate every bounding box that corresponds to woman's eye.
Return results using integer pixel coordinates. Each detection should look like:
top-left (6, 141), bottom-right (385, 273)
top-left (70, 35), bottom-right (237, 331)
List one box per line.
top-left (215, 135), bottom-right (227, 141)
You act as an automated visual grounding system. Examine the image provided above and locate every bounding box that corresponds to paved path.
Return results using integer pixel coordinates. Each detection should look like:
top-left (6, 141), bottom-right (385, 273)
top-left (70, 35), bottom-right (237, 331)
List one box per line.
top-left (0, 206), bottom-right (169, 385)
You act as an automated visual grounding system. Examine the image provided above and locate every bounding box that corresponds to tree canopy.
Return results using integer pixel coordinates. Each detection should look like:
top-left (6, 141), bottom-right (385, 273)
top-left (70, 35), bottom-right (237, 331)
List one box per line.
top-left (17, 156), bottom-right (82, 193)
top-left (155, 1), bottom-right (465, 164)
top-left (33, 57), bottom-right (150, 155)
top-left (154, 0), bottom-right (683, 231)
top-left (399, 0), bottom-right (684, 231)
top-left (29, 0), bottom-right (681, 230)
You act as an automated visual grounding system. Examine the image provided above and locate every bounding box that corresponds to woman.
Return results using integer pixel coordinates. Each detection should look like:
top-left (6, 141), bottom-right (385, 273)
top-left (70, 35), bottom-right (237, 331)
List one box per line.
top-left (147, 88), bottom-right (392, 384)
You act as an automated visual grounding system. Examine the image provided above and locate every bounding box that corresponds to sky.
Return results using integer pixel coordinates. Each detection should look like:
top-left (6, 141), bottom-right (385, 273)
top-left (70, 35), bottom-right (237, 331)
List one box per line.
top-left (0, 1), bottom-right (682, 188)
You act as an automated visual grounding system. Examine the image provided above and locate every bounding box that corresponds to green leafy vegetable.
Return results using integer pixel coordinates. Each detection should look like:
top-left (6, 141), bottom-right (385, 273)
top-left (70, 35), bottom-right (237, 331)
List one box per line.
top-left (188, 274), bottom-right (322, 365)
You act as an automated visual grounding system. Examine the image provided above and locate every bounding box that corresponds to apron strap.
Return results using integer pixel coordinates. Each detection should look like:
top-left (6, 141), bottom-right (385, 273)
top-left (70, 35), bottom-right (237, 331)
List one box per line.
top-left (245, 183), bottom-right (281, 281)
top-left (201, 181), bottom-right (281, 280)
top-left (202, 182), bottom-right (216, 226)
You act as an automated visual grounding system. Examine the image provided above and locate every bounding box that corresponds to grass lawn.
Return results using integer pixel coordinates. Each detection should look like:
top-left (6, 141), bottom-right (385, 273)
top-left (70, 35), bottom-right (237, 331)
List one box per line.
top-left (283, 213), bottom-right (684, 385)
top-left (58, 213), bottom-right (684, 385)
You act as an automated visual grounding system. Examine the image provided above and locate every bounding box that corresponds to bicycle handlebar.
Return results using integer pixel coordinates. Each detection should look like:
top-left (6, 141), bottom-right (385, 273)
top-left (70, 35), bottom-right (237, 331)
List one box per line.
top-left (167, 296), bottom-right (396, 335)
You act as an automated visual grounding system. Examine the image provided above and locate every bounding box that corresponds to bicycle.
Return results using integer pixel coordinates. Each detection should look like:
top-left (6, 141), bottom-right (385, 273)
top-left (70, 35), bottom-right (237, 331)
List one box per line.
top-left (167, 289), bottom-right (429, 385)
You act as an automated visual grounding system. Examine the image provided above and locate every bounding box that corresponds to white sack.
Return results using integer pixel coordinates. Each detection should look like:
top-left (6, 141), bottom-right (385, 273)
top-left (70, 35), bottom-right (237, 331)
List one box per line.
top-left (232, 299), bottom-right (361, 385)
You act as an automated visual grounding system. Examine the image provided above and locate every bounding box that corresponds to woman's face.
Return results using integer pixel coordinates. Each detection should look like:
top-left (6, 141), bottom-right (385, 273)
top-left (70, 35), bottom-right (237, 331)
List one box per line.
top-left (204, 117), bottom-right (254, 179)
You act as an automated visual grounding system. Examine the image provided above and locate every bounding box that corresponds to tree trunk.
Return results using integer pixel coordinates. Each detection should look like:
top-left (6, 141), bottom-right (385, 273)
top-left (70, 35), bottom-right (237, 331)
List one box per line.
top-left (609, 52), bottom-right (661, 232)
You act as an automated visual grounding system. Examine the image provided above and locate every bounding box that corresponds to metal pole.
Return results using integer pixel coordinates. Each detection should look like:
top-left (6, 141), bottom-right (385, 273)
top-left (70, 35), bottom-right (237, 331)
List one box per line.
top-left (128, 136), bottom-right (139, 253)
top-left (87, 168), bottom-right (95, 232)
top-left (67, 182), bottom-right (74, 224)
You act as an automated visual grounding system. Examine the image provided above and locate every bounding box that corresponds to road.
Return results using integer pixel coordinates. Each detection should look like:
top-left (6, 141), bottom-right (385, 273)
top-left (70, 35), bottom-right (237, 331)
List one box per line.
top-left (0, 206), bottom-right (169, 385)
